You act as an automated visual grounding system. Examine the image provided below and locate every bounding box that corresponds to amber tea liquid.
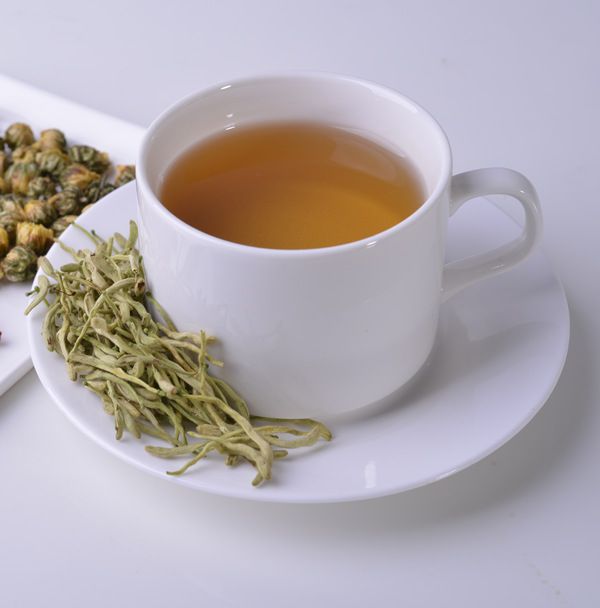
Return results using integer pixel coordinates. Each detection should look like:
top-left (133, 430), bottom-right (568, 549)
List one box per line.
top-left (160, 121), bottom-right (425, 249)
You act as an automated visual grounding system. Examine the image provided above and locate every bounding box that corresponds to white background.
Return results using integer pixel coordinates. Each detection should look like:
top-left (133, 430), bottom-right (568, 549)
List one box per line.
top-left (1, 1), bottom-right (599, 605)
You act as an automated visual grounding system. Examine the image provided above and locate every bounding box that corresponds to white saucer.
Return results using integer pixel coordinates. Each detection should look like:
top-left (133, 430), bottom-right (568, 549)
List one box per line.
top-left (26, 183), bottom-right (569, 503)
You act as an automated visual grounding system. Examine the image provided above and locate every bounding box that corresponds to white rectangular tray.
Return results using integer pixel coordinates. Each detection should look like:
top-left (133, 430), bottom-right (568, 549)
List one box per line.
top-left (0, 75), bottom-right (144, 395)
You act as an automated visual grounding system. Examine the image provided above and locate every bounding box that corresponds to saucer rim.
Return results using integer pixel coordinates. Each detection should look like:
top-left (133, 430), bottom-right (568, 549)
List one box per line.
top-left (26, 184), bottom-right (570, 503)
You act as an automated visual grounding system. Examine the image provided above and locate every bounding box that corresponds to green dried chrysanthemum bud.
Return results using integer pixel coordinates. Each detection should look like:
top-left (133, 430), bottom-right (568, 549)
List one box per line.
top-left (12, 144), bottom-right (39, 163)
top-left (114, 164), bottom-right (135, 187)
top-left (39, 129), bottom-right (67, 152)
top-left (0, 195), bottom-right (24, 215)
top-left (0, 194), bottom-right (25, 212)
top-left (37, 149), bottom-right (70, 178)
top-left (0, 226), bottom-right (9, 258)
top-left (4, 123), bottom-right (34, 150)
top-left (6, 161), bottom-right (40, 195)
top-left (59, 163), bottom-right (99, 190)
top-left (27, 175), bottom-right (57, 199)
top-left (0, 206), bottom-right (25, 239)
top-left (1, 245), bottom-right (37, 282)
top-left (0, 214), bottom-right (17, 240)
top-left (23, 199), bottom-right (57, 226)
top-left (68, 145), bottom-right (110, 174)
top-left (51, 214), bottom-right (77, 237)
top-left (82, 180), bottom-right (115, 205)
top-left (0, 150), bottom-right (9, 174)
top-left (48, 187), bottom-right (80, 216)
top-left (15, 221), bottom-right (54, 255)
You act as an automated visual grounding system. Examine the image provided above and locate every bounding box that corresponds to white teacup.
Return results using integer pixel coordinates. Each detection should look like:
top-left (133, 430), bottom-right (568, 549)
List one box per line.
top-left (137, 73), bottom-right (542, 418)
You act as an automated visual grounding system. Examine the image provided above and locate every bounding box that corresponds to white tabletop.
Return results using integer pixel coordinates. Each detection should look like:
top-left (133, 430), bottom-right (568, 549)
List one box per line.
top-left (1, 1), bottom-right (599, 605)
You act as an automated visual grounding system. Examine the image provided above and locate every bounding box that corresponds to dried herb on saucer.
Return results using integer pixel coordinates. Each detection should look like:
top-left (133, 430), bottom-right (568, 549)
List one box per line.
top-left (26, 221), bottom-right (331, 485)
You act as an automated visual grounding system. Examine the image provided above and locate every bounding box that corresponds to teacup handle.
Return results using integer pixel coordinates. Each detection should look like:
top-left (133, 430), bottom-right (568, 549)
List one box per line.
top-left (442, 167), bottom-right (542, 301)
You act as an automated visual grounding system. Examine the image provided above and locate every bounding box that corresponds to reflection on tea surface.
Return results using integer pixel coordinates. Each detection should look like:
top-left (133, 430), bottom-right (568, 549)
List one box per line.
top-left (160, 121), bottom-right (425, 249)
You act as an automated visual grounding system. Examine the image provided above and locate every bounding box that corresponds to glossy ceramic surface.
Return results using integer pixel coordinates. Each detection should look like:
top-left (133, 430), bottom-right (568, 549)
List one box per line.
top-left (26, 185), bottom-right (569, 503)
top-left (137, 74), bottom-right (542, 418)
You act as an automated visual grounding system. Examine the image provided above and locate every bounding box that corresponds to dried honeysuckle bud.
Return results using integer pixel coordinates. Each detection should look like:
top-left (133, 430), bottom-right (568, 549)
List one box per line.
top-left (60, 163), bottom-right (99, 190)
top-left (68, 145), bottom-right (110, 174)
top-left (0, 226), bottom-right (9, 258)
top-left (1, 245), bottom-right (37, 282)
top-left (49, 187), bottom-right (80, 216)
top-left (15, 221), bottom-right (54, 255)
top-left (50, 214), bottom-right (77, 237)
top-left (6, 161), bottom-right (39, 195)
top-left (37, 149), bottom-right (70, 178)
top-left (22, 219), bottom-right (332, 482)
top-left (23, 199), bottom-right (57, 226)
top-left (39, 129), bottom-right (67, 152)
top-left (27, 175), bottom-right (57, 199)
top-left (115, 164), bottom-right (135, 187)
top-left (4, 123), bottom-right (34, 150)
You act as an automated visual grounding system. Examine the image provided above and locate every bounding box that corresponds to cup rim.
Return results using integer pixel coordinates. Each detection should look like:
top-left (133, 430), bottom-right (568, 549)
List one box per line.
top-left (137, 71), bottom-right (452, 257)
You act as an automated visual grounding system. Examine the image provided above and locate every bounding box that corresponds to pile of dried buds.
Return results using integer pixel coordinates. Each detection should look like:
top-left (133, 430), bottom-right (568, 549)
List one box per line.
top-left (0, 122), bottom-right (134, 282)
